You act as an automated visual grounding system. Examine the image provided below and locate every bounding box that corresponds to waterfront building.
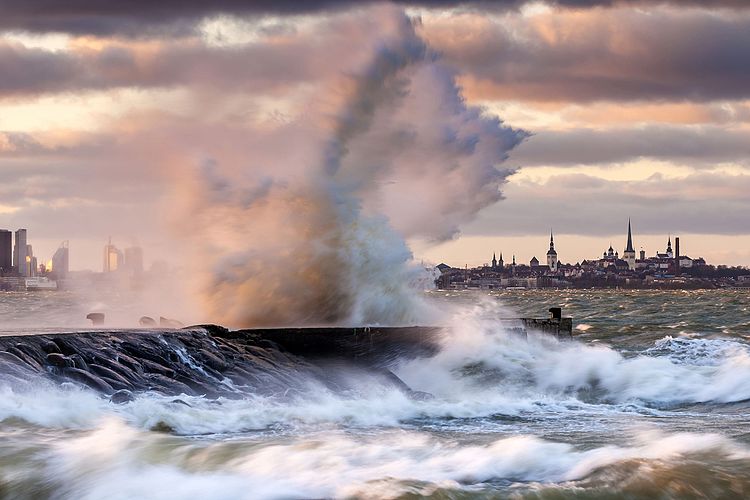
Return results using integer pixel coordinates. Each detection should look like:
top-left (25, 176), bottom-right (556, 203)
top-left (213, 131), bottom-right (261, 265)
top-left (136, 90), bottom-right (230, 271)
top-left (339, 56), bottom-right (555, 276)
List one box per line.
top-left (26, 245), bottom-right (37, 277)
top-left (13, 229), bottom-right (28, 276)
top-left (103, 237), bottom-right (123, 272)
top-left (124, 246), bottom-right (144, 276)
top-left (546, 232), bottom-right (558, 271)
top-left (0, 230), bottom-right (11, 274)
top-left (51, 241), bottom-right (70, 279)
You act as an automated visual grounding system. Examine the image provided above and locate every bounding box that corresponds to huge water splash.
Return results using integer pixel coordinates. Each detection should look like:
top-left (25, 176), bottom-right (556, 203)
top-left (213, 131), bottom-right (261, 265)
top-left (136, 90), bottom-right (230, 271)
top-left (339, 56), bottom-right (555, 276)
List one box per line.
top-left (177, 9), bottom-right (526, 328)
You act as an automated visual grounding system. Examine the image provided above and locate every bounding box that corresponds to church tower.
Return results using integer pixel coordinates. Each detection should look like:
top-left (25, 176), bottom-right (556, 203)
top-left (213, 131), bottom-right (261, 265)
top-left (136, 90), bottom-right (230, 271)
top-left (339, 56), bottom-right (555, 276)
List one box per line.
top-left (498, 252), bottom-right (504, 269)
top-left (623, 219), bottom-right (636, 270)
top-left (491, 253), bottom-right (497, 270)
top-left (546, 231), bottom-right (558, 271)
top-left (666, 236), bottom-right (673, 258)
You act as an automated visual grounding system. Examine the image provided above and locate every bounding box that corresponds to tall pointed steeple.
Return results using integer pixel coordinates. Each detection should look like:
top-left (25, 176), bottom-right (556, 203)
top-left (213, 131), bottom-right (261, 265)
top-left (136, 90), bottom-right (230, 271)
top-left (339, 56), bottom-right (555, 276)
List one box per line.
top-left (625, 218), bottom-right (634, 253)
top-left (546, 230), bottom-right (558, 270)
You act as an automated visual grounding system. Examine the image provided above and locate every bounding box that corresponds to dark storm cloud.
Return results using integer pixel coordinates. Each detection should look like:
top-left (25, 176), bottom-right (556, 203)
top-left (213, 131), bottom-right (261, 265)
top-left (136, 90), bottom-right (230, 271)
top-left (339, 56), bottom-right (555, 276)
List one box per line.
top-left (3, 2), bottom-right (750, 103)
top-left (0, 1), bottom-right (489, 36)
top-left (0, 38), bottom-right (330, 98)
top-left (0, 0), bottom-right (748, 36)
top-left (511, 126), bottom-right (750, 167)
top-left (428, 8), bottom-right (750, 103)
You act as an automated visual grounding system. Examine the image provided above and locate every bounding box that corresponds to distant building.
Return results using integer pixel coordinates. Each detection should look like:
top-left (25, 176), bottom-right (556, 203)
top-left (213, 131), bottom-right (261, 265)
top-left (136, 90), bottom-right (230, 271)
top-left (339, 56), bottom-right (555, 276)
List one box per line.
top-left (51, 241), bottom-right (70, 279)
top-left (103, 237), bottom-right (123, 272)
top-left (124, 246), bottom-right (144, 276)
top-left (656, 237), bottom-right (674, 260)
top-left (0, 229), bottom-right (11, 274)
top-left (530, 256), bottom-right (539, 267)
top-left (546, 232), bottom-right (558, 271)
top-left (13, 229), bottom-right (28, 276)
top-left (622, 219), bottom-right (636, 270)
top-left (26, 244), bottom-right (37, 277)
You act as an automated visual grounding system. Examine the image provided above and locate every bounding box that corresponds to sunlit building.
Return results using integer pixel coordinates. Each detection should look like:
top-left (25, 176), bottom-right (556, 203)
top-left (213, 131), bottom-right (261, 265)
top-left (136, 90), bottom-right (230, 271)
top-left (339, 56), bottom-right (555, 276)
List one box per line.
top-left (103, 237), bottom-right (123, 272)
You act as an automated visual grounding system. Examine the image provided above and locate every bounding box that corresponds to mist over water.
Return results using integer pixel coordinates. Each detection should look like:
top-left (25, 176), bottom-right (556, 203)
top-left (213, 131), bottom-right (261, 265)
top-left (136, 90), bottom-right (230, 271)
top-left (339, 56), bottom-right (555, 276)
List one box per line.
top-left (175, 9), bottom-right (525, 328)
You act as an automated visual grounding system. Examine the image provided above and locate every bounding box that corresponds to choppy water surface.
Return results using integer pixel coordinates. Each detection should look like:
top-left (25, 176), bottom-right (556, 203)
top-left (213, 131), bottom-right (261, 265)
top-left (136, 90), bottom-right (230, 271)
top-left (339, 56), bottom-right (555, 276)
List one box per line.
top-left (2, 289), bottom-right (750, 499)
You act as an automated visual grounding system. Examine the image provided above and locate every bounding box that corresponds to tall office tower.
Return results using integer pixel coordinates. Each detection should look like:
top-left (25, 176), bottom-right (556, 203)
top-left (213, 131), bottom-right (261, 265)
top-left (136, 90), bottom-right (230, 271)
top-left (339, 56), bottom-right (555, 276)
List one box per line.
top-left (124, 246), bottom-right (144, 276)
top-left (13, 229), bottom-right (28, 276)
top-left (51, 241), bottom-right (70, 279)
top-left (103, 237), bottom-right (123, 272)
top-left (26, 244), bottom-right (37, 277)
top-left (0, 230), bottom-right (11, 274)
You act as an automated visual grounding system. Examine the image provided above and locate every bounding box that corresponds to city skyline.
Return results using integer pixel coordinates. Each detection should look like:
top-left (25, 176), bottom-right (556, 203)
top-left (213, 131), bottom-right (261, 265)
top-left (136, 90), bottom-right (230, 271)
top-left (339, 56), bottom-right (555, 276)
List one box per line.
top-left (1, 2), bottom-right (749, 271)
top-left (3, 220), bottom-right (743, 276)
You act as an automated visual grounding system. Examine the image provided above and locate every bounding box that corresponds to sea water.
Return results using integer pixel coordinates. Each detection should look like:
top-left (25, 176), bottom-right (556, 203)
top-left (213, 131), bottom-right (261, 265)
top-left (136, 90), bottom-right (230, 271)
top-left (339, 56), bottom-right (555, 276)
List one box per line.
top-left (1, 289), bottom-right (750, 498)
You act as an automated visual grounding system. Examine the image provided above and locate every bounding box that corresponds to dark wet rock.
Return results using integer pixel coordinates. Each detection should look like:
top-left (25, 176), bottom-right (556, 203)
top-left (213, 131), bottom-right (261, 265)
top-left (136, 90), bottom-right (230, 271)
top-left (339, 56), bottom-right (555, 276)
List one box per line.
top-left (0, 351), bottom-right (28, 368)
top-left (46, 353), bottom-right (73, 368)
top-left (160, 317), bottom-right (184, 328)
top-left (110, 389), bottom-right (135, 404)
top-left (139, 316), bottom-right (157, 327)
top-left (13, 343), bottom-right (46, 365)
top-left (69, 354), bottom-right (88, 371)
top-left (89, 364), bottom-right (135, 389)
top-left (150, 421), bottom-right (174, 433)
top-left (63, 367), bottom-right (114, 393)
top-left (145, 373), bottom-right (195, 395)
top-left (6, 346), bottom-right (43, 371)
top-left (86, 312), bottom-right (105, 325)
top-left (139, 358), bottom-right (175, 377)
top-left (0, 325), bottom-right (443, 400)
top-left (41, 341), bottom-right (60, 354)
top-left (169, 399), bottom-right (191, 407)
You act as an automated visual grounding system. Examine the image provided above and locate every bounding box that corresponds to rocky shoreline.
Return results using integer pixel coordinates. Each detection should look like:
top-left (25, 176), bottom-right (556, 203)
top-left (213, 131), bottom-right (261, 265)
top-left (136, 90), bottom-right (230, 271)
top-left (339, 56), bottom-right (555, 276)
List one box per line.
top-left (0, 326), bottom-right (444, 402)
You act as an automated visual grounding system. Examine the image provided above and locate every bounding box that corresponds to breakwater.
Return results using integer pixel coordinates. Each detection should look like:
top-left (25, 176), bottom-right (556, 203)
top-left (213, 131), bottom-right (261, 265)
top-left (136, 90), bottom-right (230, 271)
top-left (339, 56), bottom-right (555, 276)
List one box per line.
top-left (0, 325), bottom-right (445, 400)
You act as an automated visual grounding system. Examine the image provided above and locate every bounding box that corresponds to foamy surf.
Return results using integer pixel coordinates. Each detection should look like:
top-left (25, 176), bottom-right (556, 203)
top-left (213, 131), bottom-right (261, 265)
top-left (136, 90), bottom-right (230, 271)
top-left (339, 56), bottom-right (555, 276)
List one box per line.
top-left (3, 418), bottom-right (748, 500)
top-left (2, 291), bottom-right (750, 498)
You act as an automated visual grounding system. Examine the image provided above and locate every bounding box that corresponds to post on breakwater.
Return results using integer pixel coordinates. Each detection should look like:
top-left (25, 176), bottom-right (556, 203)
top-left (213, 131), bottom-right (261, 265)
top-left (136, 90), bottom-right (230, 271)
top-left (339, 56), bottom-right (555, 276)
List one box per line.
top-left (519, 307), bottom-right (573, 339)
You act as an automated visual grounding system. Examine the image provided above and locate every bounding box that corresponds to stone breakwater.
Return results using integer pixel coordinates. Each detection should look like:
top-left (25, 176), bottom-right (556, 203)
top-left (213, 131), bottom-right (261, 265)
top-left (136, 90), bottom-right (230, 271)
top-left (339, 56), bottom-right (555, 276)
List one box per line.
top-left (0, 326), bottom-right (444, 401)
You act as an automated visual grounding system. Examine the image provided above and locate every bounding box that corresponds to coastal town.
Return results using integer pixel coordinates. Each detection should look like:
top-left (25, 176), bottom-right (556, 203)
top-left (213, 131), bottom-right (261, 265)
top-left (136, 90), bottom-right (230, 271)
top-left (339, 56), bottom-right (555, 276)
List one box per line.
top-left (1, 222), bottom-right (749, 292)
top-left (436, 221), bottom-right (750, 290)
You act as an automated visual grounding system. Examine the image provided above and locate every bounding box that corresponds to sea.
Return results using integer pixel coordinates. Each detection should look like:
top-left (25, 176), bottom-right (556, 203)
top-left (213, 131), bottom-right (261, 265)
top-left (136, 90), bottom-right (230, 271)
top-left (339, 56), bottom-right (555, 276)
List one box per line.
top-left (1, 288), bottom-right (750, 499)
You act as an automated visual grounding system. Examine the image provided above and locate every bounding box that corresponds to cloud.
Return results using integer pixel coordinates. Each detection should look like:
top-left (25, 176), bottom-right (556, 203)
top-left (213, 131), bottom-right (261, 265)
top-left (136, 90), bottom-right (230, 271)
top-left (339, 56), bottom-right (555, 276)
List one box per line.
top-left (0, 33), bottom-right (356, 99)
top-left (4, 3), bottom-right (750, 106)
top-left (511, 126), bottom-right (750, 167)
top-left (465, 170), bottom-right (750, 238)
top-left (2, 1), bottom-right (749, 36)
top-left (423, 6), bottom-right (750, 103)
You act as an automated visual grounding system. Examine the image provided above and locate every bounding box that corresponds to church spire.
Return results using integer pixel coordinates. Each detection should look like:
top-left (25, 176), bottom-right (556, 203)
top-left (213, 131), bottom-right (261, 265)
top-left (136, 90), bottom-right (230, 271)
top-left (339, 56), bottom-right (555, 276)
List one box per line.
top-left (625, 218), bottom-right (634, 253)
top-left (549, 230), bottom-right (555, 250)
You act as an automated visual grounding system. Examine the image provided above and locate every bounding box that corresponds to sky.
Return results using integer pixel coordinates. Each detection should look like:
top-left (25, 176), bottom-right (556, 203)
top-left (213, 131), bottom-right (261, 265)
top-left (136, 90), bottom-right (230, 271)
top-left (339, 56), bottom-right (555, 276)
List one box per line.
top-left (1, 0), bottom-right (749, 271)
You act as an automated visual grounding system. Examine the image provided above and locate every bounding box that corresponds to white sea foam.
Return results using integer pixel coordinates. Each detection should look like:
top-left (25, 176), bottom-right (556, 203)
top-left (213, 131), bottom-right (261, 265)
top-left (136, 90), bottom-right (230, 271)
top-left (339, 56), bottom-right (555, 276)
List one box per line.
top-left (32, 420), bottom-right (748, 500)
top-left (395, 300), bottom-right (750, 407)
